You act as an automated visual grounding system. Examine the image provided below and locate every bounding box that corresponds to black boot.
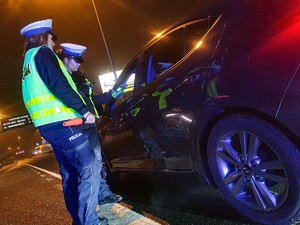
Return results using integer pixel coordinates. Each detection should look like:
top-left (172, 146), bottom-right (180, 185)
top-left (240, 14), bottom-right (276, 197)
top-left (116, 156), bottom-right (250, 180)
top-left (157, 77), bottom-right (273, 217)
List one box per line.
top-left (98, 193), bottom-right (123, 205)
top-left (72, 217), bottom-right (108, 225)
top-left (98, 216), bottom-right (108, 225)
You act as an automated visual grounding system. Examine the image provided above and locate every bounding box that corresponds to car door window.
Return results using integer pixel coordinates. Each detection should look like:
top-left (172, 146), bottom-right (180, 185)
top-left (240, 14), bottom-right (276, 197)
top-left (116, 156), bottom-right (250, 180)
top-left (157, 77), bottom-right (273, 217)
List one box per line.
top-left (113, 59), bottom-right (138, 109)
top-left (184, 19), bottom-right (210, 54)
top-left (142, 18), bottom-right (211, 85)
top-left (143, 28), bottom-right (185, 84)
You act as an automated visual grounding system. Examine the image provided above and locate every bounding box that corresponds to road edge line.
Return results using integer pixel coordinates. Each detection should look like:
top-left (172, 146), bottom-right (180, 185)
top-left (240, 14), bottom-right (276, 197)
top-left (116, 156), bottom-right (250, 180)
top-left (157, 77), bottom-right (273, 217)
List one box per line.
top-left (27, 164), bottom-right (62, 180)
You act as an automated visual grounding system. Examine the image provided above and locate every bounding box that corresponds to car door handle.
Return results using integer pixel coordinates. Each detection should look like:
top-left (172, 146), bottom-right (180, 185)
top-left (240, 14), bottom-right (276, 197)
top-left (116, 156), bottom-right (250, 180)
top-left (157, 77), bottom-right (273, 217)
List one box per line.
top-left (130, 96), bottom-right (145, 109)
top-left (165, 76), bottom-right (174, 82)
top-left (120, 112), bottom-right (130, 121)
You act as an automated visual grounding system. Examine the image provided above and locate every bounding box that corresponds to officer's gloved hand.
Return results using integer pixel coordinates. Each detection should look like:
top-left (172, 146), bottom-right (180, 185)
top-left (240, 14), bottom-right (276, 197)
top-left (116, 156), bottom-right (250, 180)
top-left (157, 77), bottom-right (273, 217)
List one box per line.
top-left (112, 83), bottom-right (128, 99)
top-left (83, 111), bottom-right (96, 124)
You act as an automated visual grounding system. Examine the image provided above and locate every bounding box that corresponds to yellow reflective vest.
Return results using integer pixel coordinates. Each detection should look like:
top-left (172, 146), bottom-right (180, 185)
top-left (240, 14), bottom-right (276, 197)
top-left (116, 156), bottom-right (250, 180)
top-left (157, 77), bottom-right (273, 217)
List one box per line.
top-left (22, 46), bottom-right (85, 127)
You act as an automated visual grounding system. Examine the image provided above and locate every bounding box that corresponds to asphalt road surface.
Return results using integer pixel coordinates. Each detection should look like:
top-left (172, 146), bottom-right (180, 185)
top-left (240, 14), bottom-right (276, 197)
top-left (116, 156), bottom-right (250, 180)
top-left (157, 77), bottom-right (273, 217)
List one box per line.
top-left (0, 153), bottom-right (259, 225)
top-left (0, 155), bottom-right (71, 225)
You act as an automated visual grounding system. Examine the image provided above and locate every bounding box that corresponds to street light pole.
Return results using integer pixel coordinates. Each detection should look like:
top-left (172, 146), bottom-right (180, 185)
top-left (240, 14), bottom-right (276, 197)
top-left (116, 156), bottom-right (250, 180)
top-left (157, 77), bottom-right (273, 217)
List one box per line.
top-left (91, 0), bottom-right (118, 82)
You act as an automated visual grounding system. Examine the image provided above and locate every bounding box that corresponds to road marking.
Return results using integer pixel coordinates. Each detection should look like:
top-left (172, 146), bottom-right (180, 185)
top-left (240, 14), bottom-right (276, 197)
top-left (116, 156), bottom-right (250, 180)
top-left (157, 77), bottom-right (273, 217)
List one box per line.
top-left (98, 203), bottom-right (163, 225)
top-left (26, 164), bottom-right (61, 180)
top-left (26, 164), bottom-right (163, 224)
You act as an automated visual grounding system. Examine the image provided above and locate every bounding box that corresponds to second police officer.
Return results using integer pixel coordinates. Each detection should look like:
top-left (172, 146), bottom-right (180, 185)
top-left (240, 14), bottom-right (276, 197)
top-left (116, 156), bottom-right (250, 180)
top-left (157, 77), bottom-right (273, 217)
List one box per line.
top-left (56, 43), bottom-right (124, 206)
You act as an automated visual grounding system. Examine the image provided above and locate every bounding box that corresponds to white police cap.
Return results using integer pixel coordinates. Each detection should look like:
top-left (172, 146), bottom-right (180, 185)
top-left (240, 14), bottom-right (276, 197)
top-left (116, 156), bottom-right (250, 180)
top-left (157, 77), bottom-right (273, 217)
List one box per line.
top-left (60, 43), bottom-right (87, 63)
top-left (20, 19), bottom-right (53, 38)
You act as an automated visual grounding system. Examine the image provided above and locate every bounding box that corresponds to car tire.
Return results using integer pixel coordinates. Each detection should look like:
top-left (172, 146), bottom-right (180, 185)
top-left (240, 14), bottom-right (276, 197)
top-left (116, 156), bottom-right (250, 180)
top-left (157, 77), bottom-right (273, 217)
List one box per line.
top-left (207, 114), bottom-right (300, 225)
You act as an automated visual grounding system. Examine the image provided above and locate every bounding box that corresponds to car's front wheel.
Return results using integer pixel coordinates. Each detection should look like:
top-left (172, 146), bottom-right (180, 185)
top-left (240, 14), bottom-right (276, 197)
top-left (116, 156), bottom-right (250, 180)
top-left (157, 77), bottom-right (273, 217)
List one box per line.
top-left (207, 114), bottom-right (300, 225)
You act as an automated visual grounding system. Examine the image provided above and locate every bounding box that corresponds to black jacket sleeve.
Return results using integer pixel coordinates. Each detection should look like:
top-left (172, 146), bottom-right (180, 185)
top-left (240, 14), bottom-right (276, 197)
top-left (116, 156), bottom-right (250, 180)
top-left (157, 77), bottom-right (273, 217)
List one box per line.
top-left (92, 90), bottom-right (114, 105)
top-left (34, 47), bottom-right (88, 116)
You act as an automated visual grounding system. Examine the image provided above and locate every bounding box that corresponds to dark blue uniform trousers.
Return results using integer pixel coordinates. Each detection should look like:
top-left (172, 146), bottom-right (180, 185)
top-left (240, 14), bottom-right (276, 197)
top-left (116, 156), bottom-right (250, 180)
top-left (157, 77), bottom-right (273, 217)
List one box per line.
top-left (85, 126), bottom-right (111, 201)
top-left (39, 122), bottom-right (100, 225)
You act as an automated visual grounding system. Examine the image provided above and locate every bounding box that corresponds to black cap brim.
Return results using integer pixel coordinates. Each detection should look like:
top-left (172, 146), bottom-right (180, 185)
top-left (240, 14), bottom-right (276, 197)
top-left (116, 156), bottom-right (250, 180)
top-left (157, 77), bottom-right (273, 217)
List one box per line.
top-left (74, 56), bottom-right (84, 63)
top-left (68, 56), bottom-right (84, 63)
top-left (47, 31), bottom-right (57, 41)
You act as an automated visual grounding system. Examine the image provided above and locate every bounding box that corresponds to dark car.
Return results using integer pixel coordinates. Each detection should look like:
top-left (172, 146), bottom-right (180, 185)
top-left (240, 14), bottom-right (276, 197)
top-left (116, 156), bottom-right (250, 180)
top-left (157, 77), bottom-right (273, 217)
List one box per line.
top-left (97, 1), bottom-right (300, 224)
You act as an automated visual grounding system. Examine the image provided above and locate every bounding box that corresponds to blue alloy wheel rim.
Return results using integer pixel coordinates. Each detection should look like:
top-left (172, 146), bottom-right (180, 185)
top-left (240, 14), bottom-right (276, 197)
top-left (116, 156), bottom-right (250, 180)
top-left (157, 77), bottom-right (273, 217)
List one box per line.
top-left (215, 130), bottom-right (288, 211)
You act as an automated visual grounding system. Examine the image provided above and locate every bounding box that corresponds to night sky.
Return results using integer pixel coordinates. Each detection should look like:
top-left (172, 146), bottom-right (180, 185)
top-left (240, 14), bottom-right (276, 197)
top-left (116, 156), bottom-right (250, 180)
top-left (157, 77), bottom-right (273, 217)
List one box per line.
top-left (0, 0), bottom-right (207, 155)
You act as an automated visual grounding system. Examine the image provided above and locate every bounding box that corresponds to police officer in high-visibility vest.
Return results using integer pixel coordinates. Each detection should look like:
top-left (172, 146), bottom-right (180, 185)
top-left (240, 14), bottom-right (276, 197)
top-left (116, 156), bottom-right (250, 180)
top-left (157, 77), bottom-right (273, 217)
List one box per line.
top-left (20, 19), bottom-right (108, 225)
top-left (56, 43), bottom-right (123, 206)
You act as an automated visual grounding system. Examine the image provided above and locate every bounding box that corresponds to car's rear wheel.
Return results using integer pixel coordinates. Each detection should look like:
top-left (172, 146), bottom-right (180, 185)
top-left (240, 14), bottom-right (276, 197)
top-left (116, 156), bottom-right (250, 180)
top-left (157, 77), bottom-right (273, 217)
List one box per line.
top-left (207, 114), bottom-right (300, 225)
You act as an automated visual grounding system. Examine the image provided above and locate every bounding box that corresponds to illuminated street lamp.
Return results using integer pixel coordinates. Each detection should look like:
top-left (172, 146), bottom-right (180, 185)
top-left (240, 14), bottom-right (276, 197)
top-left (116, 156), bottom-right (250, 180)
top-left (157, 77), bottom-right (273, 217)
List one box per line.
top-left (17, 136), bottom-right (21, 146)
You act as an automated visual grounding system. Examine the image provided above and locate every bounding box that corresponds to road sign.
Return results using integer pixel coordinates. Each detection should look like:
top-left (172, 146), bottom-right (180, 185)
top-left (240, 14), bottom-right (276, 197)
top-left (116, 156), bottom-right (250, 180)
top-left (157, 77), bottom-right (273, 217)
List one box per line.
top-left (1, 114), bottom-right (33, 131)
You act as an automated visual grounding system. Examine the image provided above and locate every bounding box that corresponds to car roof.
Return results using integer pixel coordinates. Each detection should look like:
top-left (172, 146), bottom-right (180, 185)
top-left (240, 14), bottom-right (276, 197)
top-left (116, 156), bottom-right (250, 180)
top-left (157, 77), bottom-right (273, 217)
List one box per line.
top-left (114, 0), bottom-right (300, 89)
top-left (135, 0), bottom-right (299, 55)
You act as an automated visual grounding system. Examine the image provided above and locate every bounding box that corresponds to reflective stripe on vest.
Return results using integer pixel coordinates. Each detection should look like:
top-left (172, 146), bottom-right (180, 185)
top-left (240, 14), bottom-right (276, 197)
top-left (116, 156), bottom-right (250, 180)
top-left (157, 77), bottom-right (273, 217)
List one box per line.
top-left (25, 94), bottom-right (57, 109)
top-left (31, 106), bottom-right (75, 120)
top-left (85, 78), bottom-right (99, 117)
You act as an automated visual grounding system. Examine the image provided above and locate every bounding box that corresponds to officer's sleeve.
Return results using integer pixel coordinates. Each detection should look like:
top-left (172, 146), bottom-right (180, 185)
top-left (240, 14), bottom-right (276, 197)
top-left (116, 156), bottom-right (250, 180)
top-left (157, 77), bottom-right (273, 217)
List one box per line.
top-left (35, 47), bottom-right (88, 116)
top-left (92, 90), bottom-right (114, 105)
